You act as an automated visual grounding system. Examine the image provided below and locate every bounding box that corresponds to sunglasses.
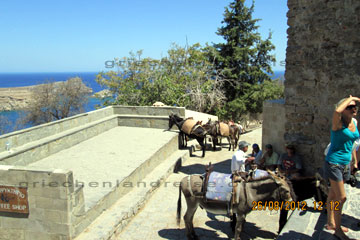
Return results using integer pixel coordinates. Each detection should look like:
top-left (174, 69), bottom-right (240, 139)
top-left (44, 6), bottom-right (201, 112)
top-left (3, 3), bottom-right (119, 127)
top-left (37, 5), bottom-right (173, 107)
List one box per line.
top-left (346, 105), bottom-right (358, 110)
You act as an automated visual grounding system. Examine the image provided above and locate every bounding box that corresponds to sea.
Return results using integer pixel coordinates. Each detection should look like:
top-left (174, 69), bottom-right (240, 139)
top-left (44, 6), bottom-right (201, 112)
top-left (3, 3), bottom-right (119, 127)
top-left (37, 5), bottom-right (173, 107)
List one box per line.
top-left (0, 70), bottom-right (285, 133)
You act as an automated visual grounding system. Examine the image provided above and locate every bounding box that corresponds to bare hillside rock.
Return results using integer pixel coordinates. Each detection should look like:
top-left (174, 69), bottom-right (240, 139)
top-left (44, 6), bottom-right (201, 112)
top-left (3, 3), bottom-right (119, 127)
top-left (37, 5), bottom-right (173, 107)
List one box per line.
top-left (0, 82), bottom-right (92, 111)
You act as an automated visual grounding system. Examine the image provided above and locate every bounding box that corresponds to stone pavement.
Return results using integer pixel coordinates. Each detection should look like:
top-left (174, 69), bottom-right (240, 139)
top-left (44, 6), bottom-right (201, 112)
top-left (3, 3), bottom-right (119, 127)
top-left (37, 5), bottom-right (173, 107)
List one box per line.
top-left (278, 183), bottom-right (360, 240)
top-left (116, 127), bottom-right (287, 240)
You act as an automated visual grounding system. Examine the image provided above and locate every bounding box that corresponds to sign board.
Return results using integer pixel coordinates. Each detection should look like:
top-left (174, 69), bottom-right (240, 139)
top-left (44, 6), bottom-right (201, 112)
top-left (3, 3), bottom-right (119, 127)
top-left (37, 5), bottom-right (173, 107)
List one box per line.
top-left (0, 186), bottom-right (29, 214)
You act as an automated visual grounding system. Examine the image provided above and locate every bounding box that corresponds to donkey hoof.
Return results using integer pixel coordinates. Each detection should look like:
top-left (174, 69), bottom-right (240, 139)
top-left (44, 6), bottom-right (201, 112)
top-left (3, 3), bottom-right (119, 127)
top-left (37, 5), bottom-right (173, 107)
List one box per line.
top-left (186, 233), bottom-right (199, 240)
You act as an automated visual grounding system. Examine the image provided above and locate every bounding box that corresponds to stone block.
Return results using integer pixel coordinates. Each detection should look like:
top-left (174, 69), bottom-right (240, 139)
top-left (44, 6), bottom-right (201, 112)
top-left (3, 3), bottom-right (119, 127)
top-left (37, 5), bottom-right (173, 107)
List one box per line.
top-left (0, 228), bottom-right (25, 240)
top-left (27, 208), bottom-right (45, 221)
top-left (24, 231), bottom-right (69, 240)
top-left (35, 197), bottom-right (71, 212)
top-left (43, 210), bottom-right (70, 224)
top-left (29, 186), bottom-right (68, 200)
top-left (43, 222), bottom-right (71, 236)
top-left (0, 168), bottom-right (27, 186)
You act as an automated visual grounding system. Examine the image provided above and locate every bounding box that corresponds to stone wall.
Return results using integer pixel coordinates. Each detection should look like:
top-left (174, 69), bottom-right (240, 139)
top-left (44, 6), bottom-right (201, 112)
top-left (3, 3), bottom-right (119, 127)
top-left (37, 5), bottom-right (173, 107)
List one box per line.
top-left (285, 0), bottom-right (360, 173)
top-left (0, 105), bottom-right (217, 239)
top-left (262, 100), bottom-right (286, 156)
top-left (185, 109), bottom-right (218, 123)
top-left (113, 105), bottom-right (185, 117)
top-left (0, 166), bottom-right (82, 239)
top-left (0, 106), bottom-right (114, 153)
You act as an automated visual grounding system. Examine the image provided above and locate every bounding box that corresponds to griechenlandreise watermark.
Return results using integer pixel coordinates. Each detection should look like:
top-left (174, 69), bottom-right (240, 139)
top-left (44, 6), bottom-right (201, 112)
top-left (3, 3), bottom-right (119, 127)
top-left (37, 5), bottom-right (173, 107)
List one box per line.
top-left (18, 180), bottom-right (221, 188)
top-left (104, 59), bottom-right (287, 69)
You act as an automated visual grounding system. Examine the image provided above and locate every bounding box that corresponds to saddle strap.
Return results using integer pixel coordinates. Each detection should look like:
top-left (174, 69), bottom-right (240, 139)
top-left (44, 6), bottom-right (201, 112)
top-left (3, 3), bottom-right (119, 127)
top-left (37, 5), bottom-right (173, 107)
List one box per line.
top-left (191, 124), bottom-right (201, 134)
top-left (188, 175), bottom-right (194, 197)
top-left (187, 174), bottom-right (205, 198)
top-left (216, 123), bottom-right (220, 135)
top-left (243, 181), bottom-right (248, 206)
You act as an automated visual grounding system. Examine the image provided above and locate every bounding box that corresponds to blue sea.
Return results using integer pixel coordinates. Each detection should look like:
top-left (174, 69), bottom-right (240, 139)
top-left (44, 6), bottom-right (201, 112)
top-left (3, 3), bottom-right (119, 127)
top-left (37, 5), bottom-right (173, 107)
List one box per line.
top-left (0, 72), bottom-right (104, 133)
top-left (0, 70), bottom-right (285, 133)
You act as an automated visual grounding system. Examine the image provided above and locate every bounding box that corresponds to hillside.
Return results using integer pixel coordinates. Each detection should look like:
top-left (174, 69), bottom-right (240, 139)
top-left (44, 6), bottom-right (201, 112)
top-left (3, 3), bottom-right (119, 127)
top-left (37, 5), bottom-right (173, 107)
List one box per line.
top-left (0, 82), bottom-right (92, 111)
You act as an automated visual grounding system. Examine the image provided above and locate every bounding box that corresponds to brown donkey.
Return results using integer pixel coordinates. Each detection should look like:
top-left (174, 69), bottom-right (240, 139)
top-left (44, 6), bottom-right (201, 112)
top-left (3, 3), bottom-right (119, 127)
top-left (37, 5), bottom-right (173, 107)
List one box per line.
top-left (176, 171), bottom-right (296, 240)
top-left (202, 120), bottom-right (240, 151)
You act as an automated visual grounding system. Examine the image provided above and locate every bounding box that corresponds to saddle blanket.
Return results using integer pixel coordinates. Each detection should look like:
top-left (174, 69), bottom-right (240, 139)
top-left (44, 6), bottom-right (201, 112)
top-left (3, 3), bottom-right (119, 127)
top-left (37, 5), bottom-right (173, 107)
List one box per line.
top-left (205, 172), bottom-right (233, 202)
top-left (252, 169), bottom-right (269, 179)
top-left (219, 122), bottom-right (230, 136)
top-left (181, 119), bottom-right (197, 135)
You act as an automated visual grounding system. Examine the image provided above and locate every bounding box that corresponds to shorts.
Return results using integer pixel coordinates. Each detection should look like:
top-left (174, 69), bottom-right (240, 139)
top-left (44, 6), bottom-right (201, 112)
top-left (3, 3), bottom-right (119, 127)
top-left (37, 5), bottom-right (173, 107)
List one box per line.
top-left (323, 161), bottom-right (350, 182)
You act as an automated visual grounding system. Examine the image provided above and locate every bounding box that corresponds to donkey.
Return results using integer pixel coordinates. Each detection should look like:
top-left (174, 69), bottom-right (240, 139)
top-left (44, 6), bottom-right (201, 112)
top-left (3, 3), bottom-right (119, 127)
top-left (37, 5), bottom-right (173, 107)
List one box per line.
top-left (230, 173), bottom-right (329, 234)
top-left (168, 113), bottom-right (207, 158)
top-left (202, 120), bottom-right (240, 151)
top-left (176, 171), bottom-right (296, 240)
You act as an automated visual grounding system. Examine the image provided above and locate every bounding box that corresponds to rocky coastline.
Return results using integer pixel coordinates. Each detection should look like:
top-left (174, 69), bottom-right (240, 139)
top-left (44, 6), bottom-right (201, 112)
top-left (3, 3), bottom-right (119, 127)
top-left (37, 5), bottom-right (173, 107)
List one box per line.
top-left (0, 83), bottom-right (93, 111)
top-left (0, 86), bottom-right (34, 111)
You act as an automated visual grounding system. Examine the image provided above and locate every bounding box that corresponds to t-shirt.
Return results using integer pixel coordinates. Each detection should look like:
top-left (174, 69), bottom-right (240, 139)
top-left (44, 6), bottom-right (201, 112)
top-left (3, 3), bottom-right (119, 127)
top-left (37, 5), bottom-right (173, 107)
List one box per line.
top-left (254, 150), bottom-right (263, 165)
top-left (231, 149), bottom-right (246, 172)
top-left (277, 153), bottom-right (302, 171)
top-left (326, 119), bottom-right (359, 165)
top-left (263, 152), bottom-right (279, 166)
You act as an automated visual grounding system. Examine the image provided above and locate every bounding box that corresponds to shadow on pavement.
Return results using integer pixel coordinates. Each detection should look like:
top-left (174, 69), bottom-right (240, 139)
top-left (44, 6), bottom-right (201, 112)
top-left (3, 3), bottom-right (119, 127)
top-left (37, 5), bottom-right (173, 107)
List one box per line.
top-left (240, 221), bottom-right (277, 240)
top-left (158, 227), bottom-right (229, 240)
top-left (178, 160), bottom-right (232, 175)
top-left (205, 212), bottom-right (277, 240)
top-left (277, 230), bottom-right (314, 240)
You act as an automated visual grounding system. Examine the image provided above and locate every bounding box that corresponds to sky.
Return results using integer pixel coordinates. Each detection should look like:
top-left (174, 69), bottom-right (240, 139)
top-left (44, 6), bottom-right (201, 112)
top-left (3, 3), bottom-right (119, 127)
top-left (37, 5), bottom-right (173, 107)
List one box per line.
top-left (0, 0), bottom-right (288, 73)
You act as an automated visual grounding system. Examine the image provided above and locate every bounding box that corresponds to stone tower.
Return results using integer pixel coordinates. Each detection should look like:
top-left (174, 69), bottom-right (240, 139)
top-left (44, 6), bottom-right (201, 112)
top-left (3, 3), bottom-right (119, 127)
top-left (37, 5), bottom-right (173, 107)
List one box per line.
top-left (284, 0), bottom-right (360, 173)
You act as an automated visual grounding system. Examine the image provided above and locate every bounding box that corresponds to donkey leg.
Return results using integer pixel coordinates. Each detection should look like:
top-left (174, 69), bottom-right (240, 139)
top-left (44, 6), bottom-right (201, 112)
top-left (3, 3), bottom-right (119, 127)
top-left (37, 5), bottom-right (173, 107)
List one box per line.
top-left (179, 133), bottom-right (183, 149)
top-left (196, 137), bottom-right (205, 158)
top-left (230, 213), bottom-right (237, 232)
top-left (202, 137), bottom-right (206, 157)
top-left (278, 209), bottom-right (289, 233)
top-left (184, 197), bottom-right (199, 240)
top-left (228, 136), bottom-right (231, 151)
top-left (234, 214), bottom-right (246, 240)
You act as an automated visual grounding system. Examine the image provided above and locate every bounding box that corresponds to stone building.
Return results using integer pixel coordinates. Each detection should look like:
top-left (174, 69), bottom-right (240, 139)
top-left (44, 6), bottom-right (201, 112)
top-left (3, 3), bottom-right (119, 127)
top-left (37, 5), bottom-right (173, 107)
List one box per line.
top-left (264, 0), bottom-right (360, 174)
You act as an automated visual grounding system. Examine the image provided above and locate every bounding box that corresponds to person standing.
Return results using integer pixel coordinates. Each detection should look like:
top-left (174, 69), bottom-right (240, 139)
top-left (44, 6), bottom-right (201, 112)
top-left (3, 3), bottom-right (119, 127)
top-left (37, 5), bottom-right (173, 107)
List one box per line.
top-left (231, 141), bottom-right (253, 173)
top-left (324, 95), bottom-right (360, 240)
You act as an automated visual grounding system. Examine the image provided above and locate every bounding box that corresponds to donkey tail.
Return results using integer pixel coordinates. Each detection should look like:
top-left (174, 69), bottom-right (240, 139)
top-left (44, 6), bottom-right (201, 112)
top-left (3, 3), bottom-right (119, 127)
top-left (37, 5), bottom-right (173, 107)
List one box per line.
top-left (176, 183), bottom-right (182, 226)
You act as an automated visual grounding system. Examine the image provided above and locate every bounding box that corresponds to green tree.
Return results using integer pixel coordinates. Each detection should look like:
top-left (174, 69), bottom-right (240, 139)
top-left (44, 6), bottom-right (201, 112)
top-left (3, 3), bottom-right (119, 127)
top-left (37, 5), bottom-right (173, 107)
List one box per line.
top-left (207, 0), bottom-right (282, 120)
top-left (96, 44), bottom-right (227, 114)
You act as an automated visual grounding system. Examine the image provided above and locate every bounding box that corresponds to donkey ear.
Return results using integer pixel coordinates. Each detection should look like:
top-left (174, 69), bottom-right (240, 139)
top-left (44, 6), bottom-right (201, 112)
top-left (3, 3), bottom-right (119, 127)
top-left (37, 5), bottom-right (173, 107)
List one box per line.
top-left (267, 170), bottom-right (282, 184)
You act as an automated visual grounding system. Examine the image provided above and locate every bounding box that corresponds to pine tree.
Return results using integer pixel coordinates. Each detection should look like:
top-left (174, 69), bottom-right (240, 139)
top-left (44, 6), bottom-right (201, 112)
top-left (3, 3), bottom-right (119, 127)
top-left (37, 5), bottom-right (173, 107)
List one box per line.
top-left (208, 0), bottom-right (279, 120)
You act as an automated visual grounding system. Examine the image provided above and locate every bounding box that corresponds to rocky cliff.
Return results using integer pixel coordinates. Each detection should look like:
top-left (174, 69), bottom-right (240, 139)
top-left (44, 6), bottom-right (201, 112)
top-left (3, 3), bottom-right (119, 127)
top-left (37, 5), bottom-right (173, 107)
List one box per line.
top-left (0, 86), bottom-right (34, 111)
top-left (0, 82), bottom-right (93, 111)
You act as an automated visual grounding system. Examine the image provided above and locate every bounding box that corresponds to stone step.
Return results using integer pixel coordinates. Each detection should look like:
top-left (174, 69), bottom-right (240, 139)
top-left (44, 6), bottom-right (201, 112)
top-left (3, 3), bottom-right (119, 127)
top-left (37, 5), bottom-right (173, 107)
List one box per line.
top-left (74, 149), bottom-right (189, 240)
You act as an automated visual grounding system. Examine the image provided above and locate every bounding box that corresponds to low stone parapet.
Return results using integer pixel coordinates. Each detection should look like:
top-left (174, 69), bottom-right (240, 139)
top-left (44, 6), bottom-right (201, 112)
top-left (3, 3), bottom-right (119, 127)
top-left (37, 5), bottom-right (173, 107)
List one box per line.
top-left (0, 166), bottom-right (81, 239)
